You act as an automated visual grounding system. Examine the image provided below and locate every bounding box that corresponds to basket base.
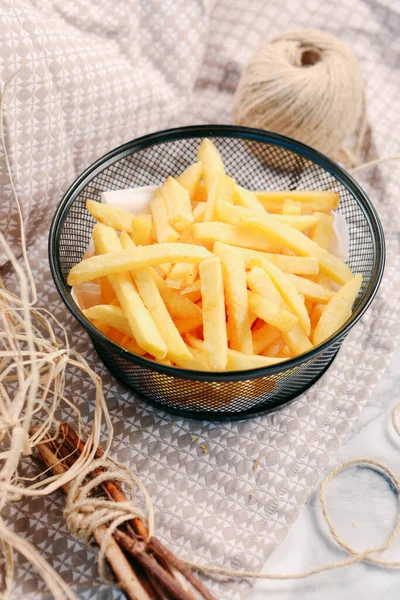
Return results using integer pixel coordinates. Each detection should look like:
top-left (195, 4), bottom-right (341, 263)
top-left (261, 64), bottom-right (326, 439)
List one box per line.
top-left (99, 349), bottom-right (339, 422)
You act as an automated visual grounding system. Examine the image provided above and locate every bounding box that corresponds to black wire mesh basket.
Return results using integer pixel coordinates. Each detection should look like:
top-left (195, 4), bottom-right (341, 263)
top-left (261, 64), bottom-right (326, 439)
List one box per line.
top-left (49, 125), bottom-right (385, 420)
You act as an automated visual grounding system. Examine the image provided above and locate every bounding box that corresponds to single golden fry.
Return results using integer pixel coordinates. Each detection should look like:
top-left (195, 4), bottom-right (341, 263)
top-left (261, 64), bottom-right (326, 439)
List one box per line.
top-left (84, 304), bottom-right (135, 338)
top-left (309, 211), bottom-right (334, 250)
top-left (131, 214), bottom-right (153, 245)
top-left (247, 291), bottom-right (298, 332)
top-left (134, 269), bottom-right (193, 361)
top-left (252, 323), bottom-right (281, 354)
top-left (150, 188), bottom-right (180, 243)
top-left (177, 161), bottom-right (203, 200)
top-left (161, 176), bottom-right (194, 232)
top-left (248, 256), bottom-right (311, 335)
top-left (255, 190), bottom-right (340, 213)
top-left (274, 214), bottom-right (319, 230)
top-left (86, 199), bottom-right (133, 231)
top-left (282, 199), bottom-right (301, 215)
top-left (199, 257), bottom-right (228, 370)
top-left (91, 224), bottom-right (167, 358)
top-left (67, 242), bottom-right (212, 285)
top-left (192, 222), bottom-right (280, 253)
top-left (313, 274), bottom-right (362, 346)
top-left (235, 246), bottom-right (319, 275)
top-left (120, 232), bottom-right (192, 362)
top-left (282, 324), bottom-right (313, 355)
top-left (216, 200), bottom-right (318, 231)
top-left (244, 214), bottom-right (352, 285)
top-left (197, 138), bottom-right (225, 185)
top-left (286, 274), bottom-right (335, 303)
top-left (213, 242), bottom-right (253, 354)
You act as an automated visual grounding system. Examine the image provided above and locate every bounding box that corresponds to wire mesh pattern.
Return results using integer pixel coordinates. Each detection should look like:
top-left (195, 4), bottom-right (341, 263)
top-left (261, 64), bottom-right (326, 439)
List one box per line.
top-left (49, 126), bottom-right (384, 420)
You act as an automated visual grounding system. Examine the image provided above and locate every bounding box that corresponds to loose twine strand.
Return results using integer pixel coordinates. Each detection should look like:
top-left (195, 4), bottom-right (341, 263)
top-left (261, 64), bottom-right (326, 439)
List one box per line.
top-left (0, 56), bottom-right (399, 597)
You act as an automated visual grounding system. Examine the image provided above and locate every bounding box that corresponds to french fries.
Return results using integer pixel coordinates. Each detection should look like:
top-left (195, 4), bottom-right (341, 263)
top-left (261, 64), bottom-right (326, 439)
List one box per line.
top-left (86, 200), bottom-right (134, 231)
top-left (313, 274), bottom-right (362, 345)
top-left (150, 188), bottom-right (180, 243)
top-left (282, 324), bottom-right (313, 355)
top-left (84, 304), bottom-right (133, 337)
top-left (204, 173), bottom-right (235, 222)
top-left (91, 224), bottom-right (167, 358)
top-left (233, 184), bottom-right (265, 214)
top-left (248, 291), bottom-right (298, 332)
top-left (246, 266), bottom-right (283, 308)
top-left (193, 222), bottom-right (281, 253)
top-left (247, 256), bottom-right (311, 335)
top-left (252, 323), bottom-right (281, 355)
top-left (238, 247), bottom-right (319, 275)
top-left (199, 257), bottom-right (228, 370)
top-left (197, 138), bottom-right (225, 185)
top-left (161, 176), bottom-right (194, 232)
top-left (151, 269), bottom-right (202, 319)
top-left (244, 214), bottom-right (352, 285)
top-left (181, 280), bottom-right (202, 303)
top-left (119, 232), bottom-right (192, 362)
top-left (70, 137), bottom-right (361, 377)
top-left (309, 212), bottom-right (334, 249)
top-left (286, 274), bottom-right (335, 303)
top-left (216, 200), bottom-right (319, 231)
top-left (166, 263), bottom-right (198, 289)
top-left (213, 242), bottom-right (253, 354)
top-left (255, 190), bottom-right (340, 213)
top-left (177, 161), bottom-right (203, 200)
top-left (67, 242), bottom-right (212, 285)
top-left (226, 350), bottom-right (282, 371)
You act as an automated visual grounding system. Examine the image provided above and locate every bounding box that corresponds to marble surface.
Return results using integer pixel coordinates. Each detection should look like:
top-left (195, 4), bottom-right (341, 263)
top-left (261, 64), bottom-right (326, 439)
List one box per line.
top-left (251, 341), bottom-right (400, 600)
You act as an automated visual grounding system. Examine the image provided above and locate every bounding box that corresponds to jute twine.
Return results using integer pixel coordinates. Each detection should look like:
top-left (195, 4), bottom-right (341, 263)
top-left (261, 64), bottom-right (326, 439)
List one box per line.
top-left (234, 29), bottom-right (365, 166)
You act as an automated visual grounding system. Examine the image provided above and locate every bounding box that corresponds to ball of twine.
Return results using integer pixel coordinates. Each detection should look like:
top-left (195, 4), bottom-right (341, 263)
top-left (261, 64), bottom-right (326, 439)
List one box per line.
top-left (233, 29), bottom-right (365, 161)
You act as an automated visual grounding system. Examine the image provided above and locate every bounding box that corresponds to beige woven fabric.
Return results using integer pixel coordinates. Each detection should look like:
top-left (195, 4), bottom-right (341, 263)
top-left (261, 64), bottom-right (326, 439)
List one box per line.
top-left (1, 1), bottom-right (399, 599)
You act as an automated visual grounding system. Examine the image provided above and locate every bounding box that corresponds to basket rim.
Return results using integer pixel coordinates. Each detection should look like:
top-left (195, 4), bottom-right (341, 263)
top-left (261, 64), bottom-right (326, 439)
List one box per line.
top-left (48, 124), bottom-right (386, 382)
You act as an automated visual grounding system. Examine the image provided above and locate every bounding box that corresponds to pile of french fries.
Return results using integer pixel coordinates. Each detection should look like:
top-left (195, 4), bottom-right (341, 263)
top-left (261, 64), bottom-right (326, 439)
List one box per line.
top-left (68, 139), bottom-right (362, 372)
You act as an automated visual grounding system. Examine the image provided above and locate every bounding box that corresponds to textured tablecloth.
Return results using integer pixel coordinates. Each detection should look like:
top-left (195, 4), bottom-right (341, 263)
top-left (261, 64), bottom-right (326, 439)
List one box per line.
top-left (1, 1), bottom-right (399, 599)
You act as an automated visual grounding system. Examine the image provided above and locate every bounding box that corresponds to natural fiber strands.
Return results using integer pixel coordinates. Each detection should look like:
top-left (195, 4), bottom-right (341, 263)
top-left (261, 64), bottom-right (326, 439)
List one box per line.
top-left (234, 30), bottom-right (364, 161)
